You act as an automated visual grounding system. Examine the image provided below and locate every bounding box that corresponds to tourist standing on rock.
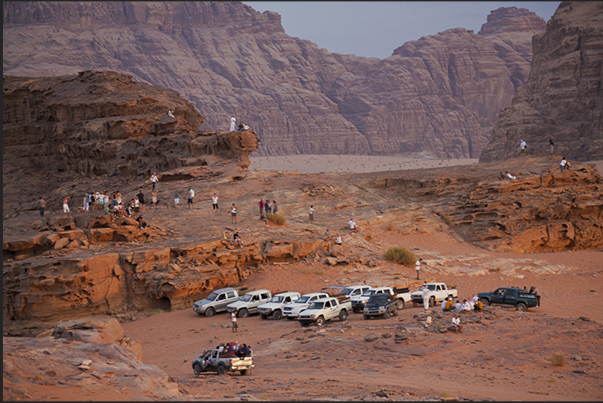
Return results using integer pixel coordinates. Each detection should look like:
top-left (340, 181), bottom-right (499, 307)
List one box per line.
top-left (231, 309), bottom-right (239, 333)
top-left (211, 193), bottom-right (219, 210)
top-left (560, 157), bottom-right (568, 171)
top-left (520, 139), bottom-right (527, 156)
top-left (62, 196), bottom-right (71, 217)
top-left (174, 192), bottom-right (179, 207)
top-left (137, 189), bottom-right (146, 212)
top-left (150, 173), bottom-right (159, 190)
top-left (309, 205), bottom-right (314, 222)
top-left (230, 115), bottom-right (236, 132)
top-left (38, 197), bottom-right (46, 218)
top-left (134, 196), bottom-right (140, 214)
top-left (415, 258), bottom-right (422, 280)
top-left (549, 137), bottom-right (555, 154)
top-left (82, 193), bottom-right (89, 213)
top-left (348, 218), bottom-right (358, 232)
top-left (452, 315), bottom-right (463, 333)
top-left (231, 203), bottom-right (237, 223)
top-left (151, 189), bottom-right (158, 208)
top-left (188, 188), bottom-right (195, 209)
top-left (264, 198), bottom-right (270, 214)
top-left (272, 200), bottom-right (278, 214)
top-left (258, 199), bottom-right (264, 214)
top-left (422, 285), bottom-right (430, 310)
top-left (168, 110), bottom-right (175, 118)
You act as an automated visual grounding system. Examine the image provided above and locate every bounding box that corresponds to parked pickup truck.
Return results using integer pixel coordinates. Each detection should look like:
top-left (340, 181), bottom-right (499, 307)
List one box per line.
top-left (226, 289), bottom-right (272, 318)
top-left (321, 285), bottom-right (371, 299)
top-left (411, 282), bottom-right (458, 307)
top-left (192, 348), bottom-right (253, 376)
top-left (283, 292), bottom-right (329, 320)
top-left (193, 287), bottom-right (240, 317)
top-left (363, 293), bottom-right (399, 320)
top-left (297, 296), bottom-right (351, 327)
top-left (351, 286), bottom-right (411, 312)
top-left (478, 287), bottom-right (539, 311)
top-left (258, 291), bottom-right (301, 320)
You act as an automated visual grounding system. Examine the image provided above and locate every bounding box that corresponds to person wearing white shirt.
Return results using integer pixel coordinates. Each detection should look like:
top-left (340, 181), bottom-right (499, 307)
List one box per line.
top-left (348, 219), bottom-right (358, 232)
top-left (335, 234), bottom-right (342, 245)
top-left (461, 299), bottom-right (472, 312)
top-left (229, 115), bottom-right (236, 131)
top-left (452, 315), bottom-right (463, 333)
top-left (422, 285), bottom-right (430, 310)
top-left (415, 258), bottom-right (422, 280)
top-left (309, 206), bottom-right (314, 222)
top-left (211, 193), bottom-right (219, 210)
top-left (188, 189), bottom-right (195, 209)
top-left (454, 300), bottom-right (462, 312)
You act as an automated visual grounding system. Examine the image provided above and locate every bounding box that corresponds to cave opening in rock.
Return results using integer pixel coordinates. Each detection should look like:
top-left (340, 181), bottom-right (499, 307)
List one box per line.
top-left (151, 297), bottom-right (171, 312)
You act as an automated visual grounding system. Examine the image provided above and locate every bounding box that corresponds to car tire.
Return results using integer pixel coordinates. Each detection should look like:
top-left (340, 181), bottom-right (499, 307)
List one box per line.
top-left (516, 303), bottom-right (527, 312)
top-left (238, 308), bottom-right (249, 318)
top-left (384, 311), bottom-right (390, 319)
top-left (193, 363), bottom-right (202, 376)
top-left (338, 310), bottom-right (348, 321)
top-left (479, 298), bottom-right (490, 306)
top-left (413, 301), bottom-right (418, 308)
top-left (300, 321), bottom-right (309, 327)
top-left (273, 310), bottom-right (282, 320)
top-left (287, 316), bottom-right (295, 321)
top-left (260, 313), bottom-right (267, 320)
top-left (205, 307), bottom-right (215, 317)
top-left (429, 297), bottom-right (435, 307)
top-left (393, 309), bottom-right (398, 316)
top-left (217, 365), bottom-right (225, 376)
top-left (396, 299), bottom-right (405, 310)
top-left (363, 314), bottom-right (369, 320)
top-left (316, 316), bottom-right (325, 326)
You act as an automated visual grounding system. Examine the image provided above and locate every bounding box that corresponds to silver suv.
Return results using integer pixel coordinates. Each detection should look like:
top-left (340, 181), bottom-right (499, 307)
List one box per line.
top-left (193, 287), bottom-right (240, 317)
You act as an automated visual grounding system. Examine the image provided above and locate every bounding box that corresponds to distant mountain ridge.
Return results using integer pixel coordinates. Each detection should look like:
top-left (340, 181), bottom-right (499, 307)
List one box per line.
top-left (3, 1), bottom-right (546, 158)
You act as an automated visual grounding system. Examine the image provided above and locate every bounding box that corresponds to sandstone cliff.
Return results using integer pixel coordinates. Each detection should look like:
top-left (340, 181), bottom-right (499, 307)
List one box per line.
top-left (2, 71), bottom-right (259, 178)
top-left (2, 1), bottom-right (545, 158)
top-left (480, 1), bottom-right (603, 162)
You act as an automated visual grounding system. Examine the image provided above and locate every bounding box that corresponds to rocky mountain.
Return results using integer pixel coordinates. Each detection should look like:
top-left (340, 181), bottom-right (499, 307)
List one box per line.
top-left (2, 71), bottom-right (258, 178)
top-left (3, 1), bottom-right (546, 158)
top-left (480, 1), bottom-right (603, 162)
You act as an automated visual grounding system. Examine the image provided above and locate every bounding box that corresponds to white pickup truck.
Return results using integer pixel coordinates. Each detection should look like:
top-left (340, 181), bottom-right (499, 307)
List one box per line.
top-left (257, 291), bottom-right (301, 320)
top-left (297, 296), bottom-right (351, 327)
top-left (226, 289), bottom-right (272, 318)
top-left (351, 286), bottom-right (411, 312)
top-left (321, 285), bottom-right (371, 299)
top-left (282, 292), bottom-right (329, 320)
top-left (411, 282), bottom-right (458, 307)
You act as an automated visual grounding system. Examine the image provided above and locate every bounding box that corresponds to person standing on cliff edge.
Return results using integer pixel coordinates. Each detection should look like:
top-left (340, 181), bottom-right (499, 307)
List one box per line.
top-left (38, 197), bottom-right (46, 218)
top-left (230, 115), bottom-right (236, 132)
top-left (549, 137), bottom-right (555, 154)
top-left (520, 140), bottom-right (527, 156)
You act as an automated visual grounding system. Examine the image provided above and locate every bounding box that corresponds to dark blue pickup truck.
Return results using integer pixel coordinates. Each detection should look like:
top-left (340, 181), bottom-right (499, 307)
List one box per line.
top-left (477, 287), bottom-right (539, 311)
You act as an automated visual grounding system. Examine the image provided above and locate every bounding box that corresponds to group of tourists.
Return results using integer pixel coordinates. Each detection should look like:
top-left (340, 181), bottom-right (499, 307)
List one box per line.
top-left (229, 114), bottom-right (250, 132)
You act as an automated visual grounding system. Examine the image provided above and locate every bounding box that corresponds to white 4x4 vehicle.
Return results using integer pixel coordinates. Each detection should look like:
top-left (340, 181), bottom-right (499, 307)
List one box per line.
top-left (297, 297), bottom-right (351, 327)
top-left (258, 292), bottom-right (301, 320)
top-left (226, 289), bottom-right (272, 318)
top-left (193, 287), bottom-right (240, 317)
top-left (322, 285), bottom-right (371, 299)
top-left (282, 292), bottom-right (329, 320)
top-left (411, 282), bottom-right (458, 307)
top-left (351, 286), bottom-right (411, 312)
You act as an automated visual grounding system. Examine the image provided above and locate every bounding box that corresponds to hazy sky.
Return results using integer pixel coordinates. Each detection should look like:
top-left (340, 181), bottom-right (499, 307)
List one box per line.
top-left (243, 1), bottom-right (560, 59)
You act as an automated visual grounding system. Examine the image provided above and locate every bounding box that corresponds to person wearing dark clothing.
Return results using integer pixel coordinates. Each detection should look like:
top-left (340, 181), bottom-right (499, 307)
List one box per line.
top-left (137, 190), bottom-right (146, 212)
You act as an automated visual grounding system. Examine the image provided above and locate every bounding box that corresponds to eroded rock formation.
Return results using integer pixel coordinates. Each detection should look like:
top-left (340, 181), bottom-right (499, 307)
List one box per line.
top-left (480, 1), bottom-right (603, 162)
top-left (2, 71), bottom-right (259, 178)
top-left (2, 1), bottom-right (546, 158)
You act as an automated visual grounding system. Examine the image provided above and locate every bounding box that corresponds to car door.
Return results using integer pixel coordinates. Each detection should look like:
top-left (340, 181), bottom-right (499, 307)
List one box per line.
top-left (324, 299), bottom-right (334, 319)
top-left (504, 289), bottom-right (517, 305)
top-left (435, 285), bottom-right (443, 300)
top-left (491, 288), bottom-right (504, 304)
top-left (215, 293), bottom-right (228, 311)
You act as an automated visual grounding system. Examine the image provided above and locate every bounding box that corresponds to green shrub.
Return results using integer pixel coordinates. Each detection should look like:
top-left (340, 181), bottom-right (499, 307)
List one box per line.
top-left (383, 247), bottom-right (416, 267)
top-left (550, 353), bottom-right (566, 367)
top-left (265, 213), bottom-right (286, 225)
top-left (386, 222), bottom-right (395, 231)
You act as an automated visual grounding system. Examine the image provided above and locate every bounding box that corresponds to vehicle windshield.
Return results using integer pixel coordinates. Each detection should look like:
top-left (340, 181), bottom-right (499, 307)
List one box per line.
top-left (341, 287), bottom-right (355, 295)
top-left (369, 295), bottom-right (388, 303)
top-left (296, 296), bottom-right (311, 303)
top-left (308, 301), bottom-right (324, 309)
top-left (362, 289), bottom-right (376, 296)
top-left (240, 294), bottom-right (253, 302)
top-left (425, 284), bottom-right (436, 291)
top-left (206, 292), bottom-right (219, 301)
top-left (270, 296), bottom-right (284, 303)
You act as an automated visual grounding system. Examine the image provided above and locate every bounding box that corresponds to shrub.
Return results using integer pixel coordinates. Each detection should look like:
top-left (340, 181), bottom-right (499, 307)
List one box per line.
top-left (550, 353), bottom-right (566, 367)
top-left (383, 247), bottom-right (416, 267)
top-left (315, 269), bottom-right (325, 276)
top-left (439, 392), bottom-right (451, 398)
top-left (386, 222), bottom-right (395, 231)
top-left (265, 213), bottom-right (286, 225)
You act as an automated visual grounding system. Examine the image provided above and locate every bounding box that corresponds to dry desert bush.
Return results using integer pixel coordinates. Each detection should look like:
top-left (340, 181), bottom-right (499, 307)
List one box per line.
top-left (265, 213), bottom-right (286, 225)
top-left (550, 353), bottom-right (566, 366)
top-left (383, 247), bottom-right (416, 266)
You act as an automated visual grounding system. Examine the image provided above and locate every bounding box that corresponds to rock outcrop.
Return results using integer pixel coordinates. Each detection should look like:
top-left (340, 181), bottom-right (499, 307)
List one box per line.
top-left (3, 1), bottom-right (546, 158)
top-left (480, 1), bottom-right (603, 162)
top-left (372, 155), bottom-right (603, 253)
top-left (2, 71), bottom-right (259, 178)
top-left (3, 318), bottom-right (178, 401)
